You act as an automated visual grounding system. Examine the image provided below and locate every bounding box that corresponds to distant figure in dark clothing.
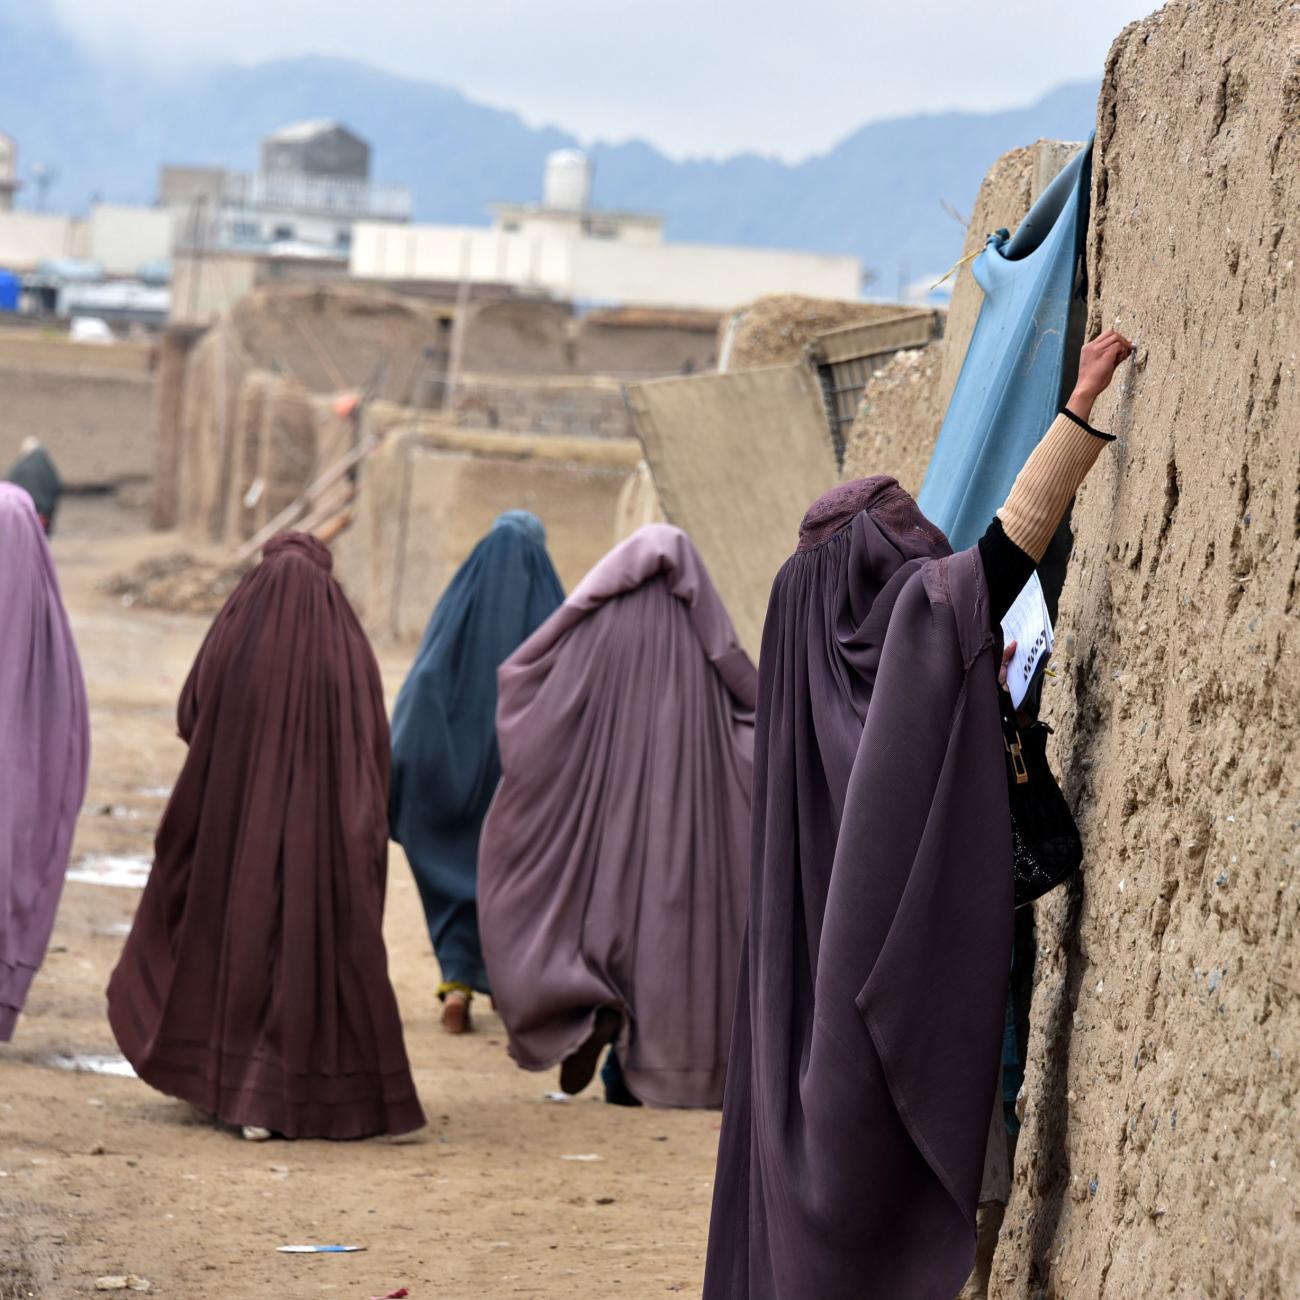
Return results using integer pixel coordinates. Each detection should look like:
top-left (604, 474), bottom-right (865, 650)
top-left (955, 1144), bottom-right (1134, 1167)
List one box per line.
top-left (4, 438), bottom-right (63, 534)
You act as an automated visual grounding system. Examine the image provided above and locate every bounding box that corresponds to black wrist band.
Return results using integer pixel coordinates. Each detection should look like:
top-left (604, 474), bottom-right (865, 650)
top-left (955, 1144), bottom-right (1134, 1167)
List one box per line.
top-left (1059, 406), bottom-right (1115, 441)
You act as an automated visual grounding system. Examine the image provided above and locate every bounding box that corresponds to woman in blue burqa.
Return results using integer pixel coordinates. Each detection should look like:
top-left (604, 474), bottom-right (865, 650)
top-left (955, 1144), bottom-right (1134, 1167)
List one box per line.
top-left (390, 511), bottom-right (564, 1033)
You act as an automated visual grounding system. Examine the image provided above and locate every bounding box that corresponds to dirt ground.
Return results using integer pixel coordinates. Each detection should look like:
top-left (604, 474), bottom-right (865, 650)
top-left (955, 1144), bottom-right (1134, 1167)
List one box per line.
top-left (0, 497), bottom-right (720, 1300)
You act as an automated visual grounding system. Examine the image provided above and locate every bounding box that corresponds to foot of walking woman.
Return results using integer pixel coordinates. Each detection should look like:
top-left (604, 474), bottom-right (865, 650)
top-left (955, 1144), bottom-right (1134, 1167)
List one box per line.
top-left (439, 983), bottom-right (473, 1034)
top-left (559, 1008), bottom-right (622, 1096)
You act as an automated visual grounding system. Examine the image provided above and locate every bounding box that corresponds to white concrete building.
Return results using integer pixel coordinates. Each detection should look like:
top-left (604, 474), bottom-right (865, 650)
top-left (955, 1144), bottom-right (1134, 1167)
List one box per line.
top-left (351, 221), bottom-right (860, 311)
top-left (350, 150), bottom-right (861, 311)
top-left (0, 132), bottom-right (19, 212)
top-left (162, 120), bottom-right (410, 257)
top-left (0, 211), bottom-right (88, 270)
top-left (88, 205), bottom-right (174, 276)
top-left (0, 204), bottom-right (173, 276)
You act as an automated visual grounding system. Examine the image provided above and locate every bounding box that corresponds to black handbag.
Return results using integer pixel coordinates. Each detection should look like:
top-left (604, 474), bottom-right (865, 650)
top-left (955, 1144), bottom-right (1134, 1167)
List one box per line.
top-left (1001, 709), bottom-right (1083, 908)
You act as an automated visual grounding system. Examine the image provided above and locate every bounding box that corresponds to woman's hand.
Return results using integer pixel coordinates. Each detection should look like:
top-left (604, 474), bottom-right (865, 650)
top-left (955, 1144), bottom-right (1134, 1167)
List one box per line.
top-left (1066, 330), bottom-right (1134, 422)
top-left (999, 640), bottom-right (1017, 692)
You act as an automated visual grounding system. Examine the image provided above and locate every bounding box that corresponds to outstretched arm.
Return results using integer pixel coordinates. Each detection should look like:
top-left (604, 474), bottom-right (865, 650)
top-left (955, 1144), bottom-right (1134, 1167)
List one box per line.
top-left (996, 331), bottom-right (1133, 562)
top-left (978, 331), bottom-right (1134, 623)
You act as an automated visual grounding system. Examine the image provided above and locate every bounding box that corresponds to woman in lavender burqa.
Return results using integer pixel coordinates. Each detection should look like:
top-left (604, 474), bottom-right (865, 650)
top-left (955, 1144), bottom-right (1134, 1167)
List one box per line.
top-left (477, 524), bottom-right (757, 1107)
top-left (107, 532), bottom-right (423, 1141)
top-left (0, 484), bottom-right (89, 1040)
top-left (704, 332), bottom-right (1132, 1298)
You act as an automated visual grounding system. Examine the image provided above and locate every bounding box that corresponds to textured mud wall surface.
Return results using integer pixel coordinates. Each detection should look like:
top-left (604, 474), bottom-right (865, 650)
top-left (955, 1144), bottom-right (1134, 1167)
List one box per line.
top-left (176, 324), bottom-right (247, 543)
top-left (720, 296), bottom-right (907, 370)
top-left (336, 426), bottom-right (640, 638)
top-left (152, 326), bottom-right (204, 527)
top-left (627, 363), bottom-right (838, 656)
top-left (839, 342), bottom-right (949, 495)
top-left (458, 298), bottom-right (574, 375)
top-left (252, 380), bottom-right (317, 534)
top-left (224, 369), bottom-right (272, 543)
top-left (168, 288), bottom-right (708, 541)
top-left (0, 365), bottom-right (155, 489)
top-left (228, 285), bottom-right (452, 402)
top-left (994, 6), bottom-right (1299, 1297)
top-left (0, 326), bottom-right (157, 490)
top-left (0, 332), bottom-right (155, 376)
top-left (840, 140), bottom-right (1083, 495)
top-left (612, 460), bottom-right (665, 540)
top-left (450, 373), bottom-right (633, 439)
top-left (574, 313), bottom-right (718, 376)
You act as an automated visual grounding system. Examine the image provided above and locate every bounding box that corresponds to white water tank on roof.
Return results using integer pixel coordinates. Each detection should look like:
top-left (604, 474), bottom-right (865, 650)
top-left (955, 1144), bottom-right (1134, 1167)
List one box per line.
top-left (544, 149), bottom-right (593, 211)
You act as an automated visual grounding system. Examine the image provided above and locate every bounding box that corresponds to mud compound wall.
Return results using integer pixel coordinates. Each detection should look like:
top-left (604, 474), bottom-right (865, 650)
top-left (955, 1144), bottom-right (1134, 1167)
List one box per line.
top-left (993, 5), bottom-right (1299, 1297)
top-left (335, 425), bottom-right (643, 640)
top-left (449, 373), bottom-right (633, 439)
top-left (720, 296), bottom-right (909, 371)
top-left (0, 334), bottom-right (157, 491)
top-left (838, 341), bottom-right (949, 495)
top-left (627, 362), bottom-right (838, 657)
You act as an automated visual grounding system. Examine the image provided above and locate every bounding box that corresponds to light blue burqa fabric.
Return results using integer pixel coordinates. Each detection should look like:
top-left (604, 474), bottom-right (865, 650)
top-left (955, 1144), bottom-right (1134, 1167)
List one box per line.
top-left (918, 138), bottom-right (1093, 551)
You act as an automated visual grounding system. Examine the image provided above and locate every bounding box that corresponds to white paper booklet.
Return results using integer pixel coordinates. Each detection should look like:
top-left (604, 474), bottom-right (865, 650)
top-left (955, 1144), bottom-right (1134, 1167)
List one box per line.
top-left (1000, 571), bottom-right (1055, 711)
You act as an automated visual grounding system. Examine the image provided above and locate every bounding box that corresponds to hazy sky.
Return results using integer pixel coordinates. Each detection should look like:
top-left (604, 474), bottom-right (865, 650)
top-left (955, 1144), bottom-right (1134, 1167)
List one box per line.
top-left (47, 0), bottom-right (1157, 160)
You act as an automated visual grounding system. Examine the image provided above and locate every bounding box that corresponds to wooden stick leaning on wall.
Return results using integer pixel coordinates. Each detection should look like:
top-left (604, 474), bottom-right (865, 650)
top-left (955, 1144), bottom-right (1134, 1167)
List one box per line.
top-left (232, 359), bottom-right (389, 564)
top-left (231, 428), bottom-right (378, 564)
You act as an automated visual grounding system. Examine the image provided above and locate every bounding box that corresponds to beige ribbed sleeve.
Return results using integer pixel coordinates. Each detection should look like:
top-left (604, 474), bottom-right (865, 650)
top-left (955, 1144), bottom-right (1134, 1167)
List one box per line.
top-left (996, 411), bottom-right (1114, 562)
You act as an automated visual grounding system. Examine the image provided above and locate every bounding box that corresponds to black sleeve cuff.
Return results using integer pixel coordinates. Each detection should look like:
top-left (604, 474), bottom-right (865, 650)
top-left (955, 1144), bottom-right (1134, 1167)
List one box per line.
top-left (1059, 406), bottom-right (1115, 441)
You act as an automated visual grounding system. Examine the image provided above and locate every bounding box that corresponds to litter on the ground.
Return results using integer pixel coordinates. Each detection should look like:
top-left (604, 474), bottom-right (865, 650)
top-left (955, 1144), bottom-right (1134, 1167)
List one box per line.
top-left (44, 1054), bottom-right (137, 1078)
top-left (67, 854), bottom-right (151, 889)
top-left (561, 1153), bottom-right (602, 1161)
top-left (276, 1244), bottom-right (365, 1253)
top-left (94, 1277), bottom-right (151, 1292)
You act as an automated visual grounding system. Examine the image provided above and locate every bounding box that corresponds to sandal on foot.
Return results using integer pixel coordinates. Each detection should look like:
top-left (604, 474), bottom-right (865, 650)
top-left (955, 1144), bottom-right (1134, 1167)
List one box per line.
top-left (441, 989), bottom-right (472, 1034)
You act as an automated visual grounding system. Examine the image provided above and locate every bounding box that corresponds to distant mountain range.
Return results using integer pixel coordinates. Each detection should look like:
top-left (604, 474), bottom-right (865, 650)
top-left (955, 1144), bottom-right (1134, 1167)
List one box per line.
top-left (1, 2), bottom-right (1099, 285)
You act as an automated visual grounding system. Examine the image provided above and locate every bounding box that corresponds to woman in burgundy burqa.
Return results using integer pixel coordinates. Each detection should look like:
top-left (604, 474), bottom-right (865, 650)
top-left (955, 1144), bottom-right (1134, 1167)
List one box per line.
top-left (107, 533), bottom-right (424, 1141)
top-left (703, 332), bottom-right (1132, 1298)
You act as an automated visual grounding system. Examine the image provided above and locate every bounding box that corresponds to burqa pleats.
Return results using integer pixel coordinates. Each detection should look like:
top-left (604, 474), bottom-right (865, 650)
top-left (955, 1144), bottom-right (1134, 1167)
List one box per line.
top-left (390, 511), bottom-right (564, 992)
top-left (704, 479), bottom-right (1013, 1298)
top-left (478, 524), bottom-right (756, 1108)
top-left (107, 533), bottom-right (423, 1139)
top-left (0, 484), bottom-right (89, 1039)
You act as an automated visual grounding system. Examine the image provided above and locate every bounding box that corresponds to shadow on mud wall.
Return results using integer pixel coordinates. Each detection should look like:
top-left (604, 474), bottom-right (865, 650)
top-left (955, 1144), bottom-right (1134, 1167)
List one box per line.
top-left (1021, 876), bottom-right (1087, 1294)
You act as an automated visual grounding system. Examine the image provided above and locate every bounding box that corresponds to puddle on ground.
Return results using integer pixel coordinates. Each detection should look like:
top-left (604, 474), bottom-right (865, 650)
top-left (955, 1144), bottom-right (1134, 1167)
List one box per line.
top-left (67, 854), bottom-right (151, 889)
top-left (42, 1053), bottom-right (137, 1079)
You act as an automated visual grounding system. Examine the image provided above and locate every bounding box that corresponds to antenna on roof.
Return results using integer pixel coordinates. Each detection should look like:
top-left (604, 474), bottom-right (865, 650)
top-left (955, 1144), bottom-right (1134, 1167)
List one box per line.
top-left (31, 162), bottom-right (57, 213)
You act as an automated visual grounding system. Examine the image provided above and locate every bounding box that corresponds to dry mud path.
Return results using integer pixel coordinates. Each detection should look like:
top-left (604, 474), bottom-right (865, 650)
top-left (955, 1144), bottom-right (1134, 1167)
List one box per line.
top-left (0, 499), bottom-right (718, 1299)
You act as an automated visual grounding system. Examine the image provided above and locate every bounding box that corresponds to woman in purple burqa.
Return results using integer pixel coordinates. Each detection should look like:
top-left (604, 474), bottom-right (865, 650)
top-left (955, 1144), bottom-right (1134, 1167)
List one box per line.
top-left (477, 524), bottom-right (757, 1107)
top-left (704, 334), bottom-right (1132, 1297)
top-left (0, 484), bottom-right (89, 1039)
